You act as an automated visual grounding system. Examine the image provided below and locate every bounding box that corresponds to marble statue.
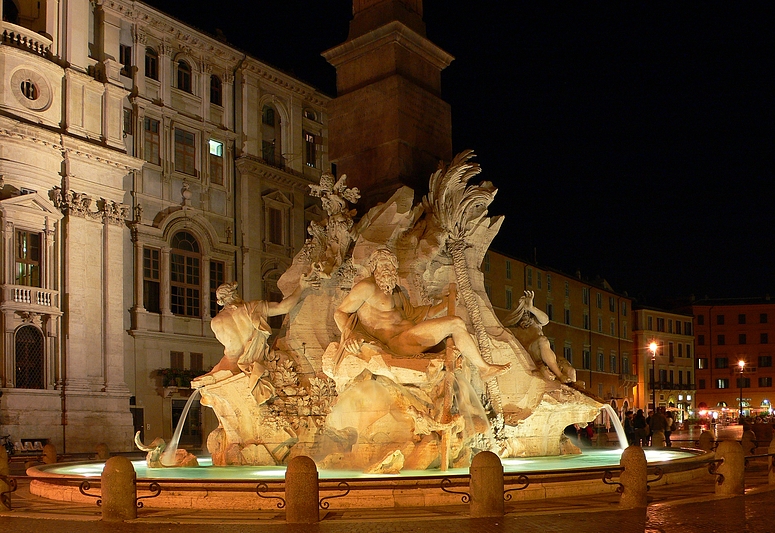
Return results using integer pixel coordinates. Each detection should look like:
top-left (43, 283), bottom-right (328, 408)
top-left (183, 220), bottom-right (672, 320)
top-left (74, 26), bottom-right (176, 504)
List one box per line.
top-left (191, 152), bottom-right (601, 471)
top-left (191, 273), bottom-right (318, 401)
top-left (505, 291), bottom-right (577, 383)
top-left (333, 248), bottom-right (510, 382)
top-left (134, 431), bottom-right (198, 468)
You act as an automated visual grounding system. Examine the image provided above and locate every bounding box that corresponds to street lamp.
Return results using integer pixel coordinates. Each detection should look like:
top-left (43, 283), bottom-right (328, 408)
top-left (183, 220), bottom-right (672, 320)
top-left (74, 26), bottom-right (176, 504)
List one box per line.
top-left (649, 342), bottom-right (658, 412)
top-left (738, 360), bottom-right (745, 422)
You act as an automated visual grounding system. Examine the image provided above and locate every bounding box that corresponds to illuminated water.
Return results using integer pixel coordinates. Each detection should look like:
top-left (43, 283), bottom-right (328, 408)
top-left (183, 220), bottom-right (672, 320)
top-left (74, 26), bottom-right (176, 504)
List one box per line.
top-left (160, 389), bottom-right (201, 466)
top-left (41, 448), bottom-right (698, 480)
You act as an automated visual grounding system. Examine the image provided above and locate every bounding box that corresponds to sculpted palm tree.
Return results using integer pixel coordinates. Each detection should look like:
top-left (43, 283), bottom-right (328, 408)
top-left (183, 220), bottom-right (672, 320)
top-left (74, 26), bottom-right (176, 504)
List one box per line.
top-left (422, 150), bottom-right (503, 413)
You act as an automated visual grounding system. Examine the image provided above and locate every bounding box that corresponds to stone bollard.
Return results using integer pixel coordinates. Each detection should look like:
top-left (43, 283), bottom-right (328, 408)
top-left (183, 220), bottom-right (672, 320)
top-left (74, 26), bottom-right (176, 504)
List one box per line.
top-left (619, 445), bottom-right (648, 508)
top-left (0, 447), bottom-right (10, 511)
top-left (42, 443), bottom-right (57, 464)
top-left (768, 437), bottom-right (775, 485)
top-left (285, 456), bottom-right (319, 524)
top-left (741, 430), bottom-right (757, 455)
top-left (101, 456), bottom-right (137, 521)
top-left (651, 430), bottom-right (666, 448)
top-left (469, 451), bottom-right (504, 518)
top-left (715, 440), bottom-right (745, 497)
top-left (698, 431), bottom-right (714, 452)
top-left (95, 443), bottom-right (110, 460)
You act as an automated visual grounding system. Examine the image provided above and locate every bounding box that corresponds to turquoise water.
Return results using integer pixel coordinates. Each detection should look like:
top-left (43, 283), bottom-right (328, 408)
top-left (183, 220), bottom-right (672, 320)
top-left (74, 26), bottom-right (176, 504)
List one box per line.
top-left (39, 448), bottom-right (700, 480)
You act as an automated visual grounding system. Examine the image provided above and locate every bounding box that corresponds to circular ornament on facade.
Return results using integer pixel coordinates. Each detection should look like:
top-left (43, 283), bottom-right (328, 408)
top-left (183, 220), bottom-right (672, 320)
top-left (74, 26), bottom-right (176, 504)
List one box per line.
top-left (10, 68), bottom-right (53, 111)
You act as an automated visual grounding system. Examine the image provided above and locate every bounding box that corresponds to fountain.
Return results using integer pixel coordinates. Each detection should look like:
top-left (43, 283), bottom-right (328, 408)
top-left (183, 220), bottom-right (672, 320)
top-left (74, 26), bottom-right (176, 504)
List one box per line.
top-left (26, 154), bottom-right (713, 509)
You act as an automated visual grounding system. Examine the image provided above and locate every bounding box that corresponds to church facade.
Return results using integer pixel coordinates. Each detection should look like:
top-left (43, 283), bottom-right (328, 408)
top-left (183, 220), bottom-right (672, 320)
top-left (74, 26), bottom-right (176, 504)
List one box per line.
top-left (0, 0), bottom-right (329, 452)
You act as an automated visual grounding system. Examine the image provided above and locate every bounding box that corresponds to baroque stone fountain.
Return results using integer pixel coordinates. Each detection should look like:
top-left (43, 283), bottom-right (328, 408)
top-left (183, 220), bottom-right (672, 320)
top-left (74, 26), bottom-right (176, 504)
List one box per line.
top-left (189, 150), bottom-right (602, 474)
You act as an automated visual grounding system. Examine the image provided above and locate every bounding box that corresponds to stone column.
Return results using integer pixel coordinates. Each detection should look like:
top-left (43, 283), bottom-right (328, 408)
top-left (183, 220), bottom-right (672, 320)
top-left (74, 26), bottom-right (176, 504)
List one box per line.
top-left (698, 431), bottom-right (714, 452)
top-left (101, 456), bottom-right (137, 521)
top-left (619, 445), bottom-right (648, 508)
top-left (469, 451), bottom-right (504, 518)
top-left (715, 440), bottom-right (745, 496)
top-left (285, 456), bottom-right (319, 524)
top-left (768, 437), bottom-right (775, 486)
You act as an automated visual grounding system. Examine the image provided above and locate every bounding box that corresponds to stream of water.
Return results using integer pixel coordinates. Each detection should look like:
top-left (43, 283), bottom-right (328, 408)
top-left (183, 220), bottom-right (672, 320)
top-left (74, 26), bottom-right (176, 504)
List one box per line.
top-left (160, 388), bottom-right (201, 467)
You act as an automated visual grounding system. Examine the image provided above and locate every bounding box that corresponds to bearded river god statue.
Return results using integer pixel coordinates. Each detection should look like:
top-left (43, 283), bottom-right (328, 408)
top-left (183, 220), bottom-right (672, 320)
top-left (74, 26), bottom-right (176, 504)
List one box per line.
top-left (194, 152), bottom-right (601, 471)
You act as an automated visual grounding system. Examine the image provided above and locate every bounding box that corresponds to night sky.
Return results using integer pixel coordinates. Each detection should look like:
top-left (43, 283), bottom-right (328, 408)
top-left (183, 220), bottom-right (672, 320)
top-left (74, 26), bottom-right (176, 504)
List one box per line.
top-left (144, 1), bottom-right (773, 305)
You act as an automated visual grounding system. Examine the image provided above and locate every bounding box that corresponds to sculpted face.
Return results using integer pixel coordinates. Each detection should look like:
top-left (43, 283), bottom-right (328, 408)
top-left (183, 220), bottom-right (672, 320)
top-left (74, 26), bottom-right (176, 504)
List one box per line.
top-left (215, 282), bottom-right (239, 306)
top-left (368, 249), bottom-right (399, 295)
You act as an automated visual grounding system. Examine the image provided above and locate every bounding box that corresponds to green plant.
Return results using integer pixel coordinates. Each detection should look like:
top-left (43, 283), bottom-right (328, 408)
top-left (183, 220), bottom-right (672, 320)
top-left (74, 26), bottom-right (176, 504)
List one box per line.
top-left (156, 368), bottom-right (211, 388)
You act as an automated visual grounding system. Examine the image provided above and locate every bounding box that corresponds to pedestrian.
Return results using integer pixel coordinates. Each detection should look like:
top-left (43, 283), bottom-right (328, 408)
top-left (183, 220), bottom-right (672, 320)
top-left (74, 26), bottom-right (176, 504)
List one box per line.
top-left (624, 411), bottom-right (636, 445)
top-left (633, 409), bottom-right (649, 446)
top-left (665, 411), bottom-right (676, 447)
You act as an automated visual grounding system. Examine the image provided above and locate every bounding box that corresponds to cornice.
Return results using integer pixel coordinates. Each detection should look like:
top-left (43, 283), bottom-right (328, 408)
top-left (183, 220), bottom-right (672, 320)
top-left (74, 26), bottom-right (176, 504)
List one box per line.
top-left (235, 157), bottom-right (317, 191)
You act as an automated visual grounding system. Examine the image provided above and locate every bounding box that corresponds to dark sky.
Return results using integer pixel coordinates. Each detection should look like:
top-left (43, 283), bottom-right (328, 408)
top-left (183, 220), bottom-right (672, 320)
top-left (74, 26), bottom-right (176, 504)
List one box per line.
top-left (144, 1), bottom-right (773, 304)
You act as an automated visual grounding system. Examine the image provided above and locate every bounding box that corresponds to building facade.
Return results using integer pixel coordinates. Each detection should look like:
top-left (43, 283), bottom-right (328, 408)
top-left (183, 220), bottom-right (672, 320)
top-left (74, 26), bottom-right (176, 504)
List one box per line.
top-left (632, 307), bottom-right (696, 421)
top-left (692, 298), bottom-right (775, 422)
top-left (484, 251), bottom-right (636, 416)
top-left (1, 0), bottom-right (328, 452)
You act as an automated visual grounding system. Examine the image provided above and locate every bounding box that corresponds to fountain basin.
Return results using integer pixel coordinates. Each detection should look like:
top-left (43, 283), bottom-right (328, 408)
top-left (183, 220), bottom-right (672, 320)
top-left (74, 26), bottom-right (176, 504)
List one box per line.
top-left (27, 448), bottom-right (712, 510)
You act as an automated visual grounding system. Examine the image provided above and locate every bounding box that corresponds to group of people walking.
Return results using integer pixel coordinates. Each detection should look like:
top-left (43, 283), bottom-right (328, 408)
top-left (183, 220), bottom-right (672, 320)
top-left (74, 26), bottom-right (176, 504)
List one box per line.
top-left (624, 406), bottom-right (677, 446)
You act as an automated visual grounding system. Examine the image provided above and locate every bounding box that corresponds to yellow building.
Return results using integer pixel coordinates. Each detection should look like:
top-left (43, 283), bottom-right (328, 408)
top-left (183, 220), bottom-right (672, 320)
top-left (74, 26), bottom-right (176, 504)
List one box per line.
top-left (484, 251), bottom-right (635, 415)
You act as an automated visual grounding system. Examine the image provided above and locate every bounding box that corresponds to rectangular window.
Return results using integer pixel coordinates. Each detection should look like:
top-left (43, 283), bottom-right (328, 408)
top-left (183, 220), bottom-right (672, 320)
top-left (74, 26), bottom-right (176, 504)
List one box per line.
top-left (546, 303), bottom-right (553, 321)
top-left (142, 247), bottom-right (160, 313)
top-left (736, 377), bottom-right (751, 388)
top-left (304, 131), bottom-right (317, 168)
top-left (582, 350), bottom-right (591, 370)
top-left (684, 321), bottom-right (692, 335)
top-left (175, 128), bottom-right (196, 175)
top-left (145, 48), bottom-right (158, 80)
top-left (170, 351), bottom-right (184, 369)
top-left (669, 342), bottom-right (674, 362)
top-left (596, 293), bottom-right (602, 308)
top-left (762, 333), bottom-right (769, 344)
top-left (583, 313), bottom-right (590, 330)
top-left (582, 287), bottom-right (589, 305)
top-left (208, 139), bottom-right (224, 185)
top-left (657, 317), bottom-right (665, 332)
top-left (597, 316), bottom-right (603, 332)
top-left (610, 320), bottom-right (615, 336)
top-left (564, 308), bottom-right (571, 325)
top-left (647, 316), bottom-right (653, 330)
top-left (687, 371), bottom-right (691, 386)
top-left (564, 281), bottom-right (569, 297)
top-left (761, 313), bottom-right (768, 324)
top-left (119, 44), bottom-right (132, 76)
top-left (123, 108), bottom-right (133, 136)
top-left (739, 334), bottom-right (746, 345)
top-left (716, 378), bottom-right (729, 389)
top-left (609, 296), bottom-right (615, 312)
top-left (678, 343), bottom-right (683, 357)
top-left (15, 229), bottom-right (41, 287)
top-left (686, 344), bottom-right (692, 358)
top-left (547, 274), bottom-right (552, 292)
top-left (698, 334), bottom-right (705, 346)
top-left (609, 355), bottom-right (617, 373)
top-left (622, 356), bottom-right (630, 375)
top-left (209, 260), bottom-right (225, 318)
top-left (190, 353), bottom-right (203, 372)
top-left (697, 314), bottom-right (705, 326)
top-left (537, 272), bottom-right (542, 289)
top-left (759, 377), bottom-right (773, 387)
top-left (526, 267), bottom-right (532, 285)
top-left (268, 207), bottom-right (284, 245)
top-left (563, 346), bottom-right (572, 366)
top-left (170, 252), bottom-right (200, 317)
top-left (668, 319), bottom-right (673, 334)
top-left (143, 118), bottom-right (160, 165)
top-left (738, 313), bottom-right (746, 324)
top-left (758, 356), bottom-right (772, 367)
top-left (697, 358), bottom-right (707, 369)
top-left (505, 288), bottom-right (513, 310)
top-left (715, 357), bottom-right (728, 369)
top-left (717, 314), bottom-right (725, 325)
top-left (505, 261), bottom-right (511, 280)
top-left (717, 334), bottom-right (725, 345)
top-left (678, 370), bottom-right (683, 385)
top-left (622, 301), bottom-right (627, 316)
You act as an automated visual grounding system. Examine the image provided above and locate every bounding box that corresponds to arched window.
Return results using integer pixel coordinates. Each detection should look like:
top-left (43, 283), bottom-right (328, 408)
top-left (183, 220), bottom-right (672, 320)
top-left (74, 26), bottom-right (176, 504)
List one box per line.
top-left (170, 231), bottom-right (201, 317)
top-left (145, 47), bottom-right (159, 80)
top-left (177, 60), bottom-right (192, 93)
top-left (261, 104), bottom-right (283, 167)
top-left (210, 75), bottom-right (222, 105)
top-left (3, 0), bottom-right (20, 24)
top-left (16, 325), bottom-right (44, 389)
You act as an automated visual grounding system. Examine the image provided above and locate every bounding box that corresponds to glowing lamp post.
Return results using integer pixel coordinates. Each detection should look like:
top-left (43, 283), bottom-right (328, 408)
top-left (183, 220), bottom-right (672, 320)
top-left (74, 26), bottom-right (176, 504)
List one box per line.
top-left (738, 360), bottom-right (745, 422)
top-left (649, 342), bottom-right (658, 412)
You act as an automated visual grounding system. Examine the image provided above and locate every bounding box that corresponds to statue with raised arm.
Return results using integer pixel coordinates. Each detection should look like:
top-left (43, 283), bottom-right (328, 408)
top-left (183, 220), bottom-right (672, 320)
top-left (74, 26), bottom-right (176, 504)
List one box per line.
top-left (505, 290), bottom-right (576, 383)
top-left (192, 273), bottom-right (318, 401)
top-left (334, 248), bottom-right (511, 382)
